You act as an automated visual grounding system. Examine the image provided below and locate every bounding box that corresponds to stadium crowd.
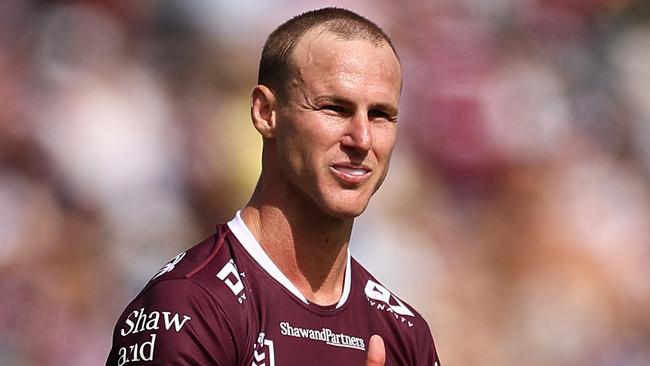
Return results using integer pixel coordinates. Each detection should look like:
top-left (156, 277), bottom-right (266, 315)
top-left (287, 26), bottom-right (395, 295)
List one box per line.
top-left (0, 0), bottom-right (648, 365)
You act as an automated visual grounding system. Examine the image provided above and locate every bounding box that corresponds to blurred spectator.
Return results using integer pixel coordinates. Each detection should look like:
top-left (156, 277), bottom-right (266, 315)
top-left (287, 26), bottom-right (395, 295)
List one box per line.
top-left (0, 0), bottom-right (648, 365)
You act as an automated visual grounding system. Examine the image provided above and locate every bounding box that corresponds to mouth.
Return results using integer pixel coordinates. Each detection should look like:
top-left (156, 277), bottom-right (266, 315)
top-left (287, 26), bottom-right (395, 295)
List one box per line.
top-left (330, 163), bottom-right (372, 186)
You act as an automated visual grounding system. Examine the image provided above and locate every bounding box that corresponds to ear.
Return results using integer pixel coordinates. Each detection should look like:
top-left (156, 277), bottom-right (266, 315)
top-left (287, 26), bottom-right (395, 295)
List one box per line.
top-left (251, 85), bottom-right (278, 139)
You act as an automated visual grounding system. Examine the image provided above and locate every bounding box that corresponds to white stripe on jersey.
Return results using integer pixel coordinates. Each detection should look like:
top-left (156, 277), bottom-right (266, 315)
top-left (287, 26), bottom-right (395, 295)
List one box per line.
top-left (228, 211), bottom-right (352, 309)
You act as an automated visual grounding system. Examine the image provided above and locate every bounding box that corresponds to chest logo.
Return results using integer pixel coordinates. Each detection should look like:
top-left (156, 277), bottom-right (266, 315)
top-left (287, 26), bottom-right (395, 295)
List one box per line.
top-left (252, 332), bottom-right (275, 366)
top-left (364, 279), bottom-right (415, 318)
top-left (279, 321), bottom-right (366, 351)
top-left (217, 259), bottom-right (247, 304)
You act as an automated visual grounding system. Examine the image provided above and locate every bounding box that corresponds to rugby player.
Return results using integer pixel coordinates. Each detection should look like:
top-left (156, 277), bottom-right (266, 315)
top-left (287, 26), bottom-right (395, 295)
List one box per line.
top-left (106, 7), bottom-right (441, 365)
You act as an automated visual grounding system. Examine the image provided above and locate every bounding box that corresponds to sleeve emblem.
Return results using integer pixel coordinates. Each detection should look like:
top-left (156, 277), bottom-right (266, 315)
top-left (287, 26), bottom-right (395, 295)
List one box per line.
top-left (152, 251), bottom-right (186, 280)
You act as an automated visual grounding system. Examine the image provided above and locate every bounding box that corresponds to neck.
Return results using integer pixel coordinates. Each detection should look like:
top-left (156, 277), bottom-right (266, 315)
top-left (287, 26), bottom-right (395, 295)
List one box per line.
top-left (241, 181), bottom-right (353, 306)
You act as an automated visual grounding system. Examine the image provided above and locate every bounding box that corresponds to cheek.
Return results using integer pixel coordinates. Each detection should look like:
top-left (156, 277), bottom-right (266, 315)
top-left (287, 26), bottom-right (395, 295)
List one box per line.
top-left (291, 119), bottom-right (342, 160)
top-left (276, 121), bottom-right (329, 177)
top-left (373, 126), bottom-right (397, 161)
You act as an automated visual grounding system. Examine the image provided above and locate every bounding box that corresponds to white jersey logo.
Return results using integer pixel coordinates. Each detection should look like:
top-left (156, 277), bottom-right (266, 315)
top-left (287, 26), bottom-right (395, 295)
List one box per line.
top-left (152, 252), bottom-right (186, 280)
top-left (364, 279), bottom-right (415, 317)
top-left (279, 321), bottom-right (366, 351)
top-left (217, 259), bottom-right (247, 303)
top-left (251, 332), bottom-right (275, 366)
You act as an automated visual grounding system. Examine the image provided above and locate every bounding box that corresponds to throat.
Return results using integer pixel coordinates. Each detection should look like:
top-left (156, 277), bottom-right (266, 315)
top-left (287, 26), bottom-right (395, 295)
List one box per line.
top-left (241, 206), bottom-right (351, 306)
top-left (293, 242), bottom-right (349, 306)
top-left (268, 230), bottom-right (349, 306)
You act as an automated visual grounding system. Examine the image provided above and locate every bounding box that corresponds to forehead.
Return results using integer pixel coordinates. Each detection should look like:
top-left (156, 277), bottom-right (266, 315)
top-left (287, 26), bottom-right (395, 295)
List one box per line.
top-left (289, 30), bottom-right (402, 104)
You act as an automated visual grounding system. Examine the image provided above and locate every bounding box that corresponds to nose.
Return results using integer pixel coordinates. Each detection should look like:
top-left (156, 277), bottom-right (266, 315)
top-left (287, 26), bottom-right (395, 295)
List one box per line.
top-left (342, 112), bottom-right (372, 152)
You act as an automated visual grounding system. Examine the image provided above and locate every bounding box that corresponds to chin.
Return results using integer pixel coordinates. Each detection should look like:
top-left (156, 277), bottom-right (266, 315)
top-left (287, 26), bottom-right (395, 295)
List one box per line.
top-left (320, 199), bottom-right (370, 219)
top-left (310, 183), bottom-right (376, 219)
top-left (329, 208), bottom-right (365, 220)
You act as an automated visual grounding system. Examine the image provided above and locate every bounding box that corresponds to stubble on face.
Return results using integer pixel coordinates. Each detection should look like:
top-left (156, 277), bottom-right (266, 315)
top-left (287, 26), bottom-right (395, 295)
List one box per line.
top-left (269, 29), bottom-right (402, 220)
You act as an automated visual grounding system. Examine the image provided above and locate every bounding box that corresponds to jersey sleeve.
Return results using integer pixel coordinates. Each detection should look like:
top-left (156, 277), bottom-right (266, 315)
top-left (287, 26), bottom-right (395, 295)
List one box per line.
top-left (414, 321), bottom-right (442, 366)
top-left (105, 278), bottom-right (240, 366)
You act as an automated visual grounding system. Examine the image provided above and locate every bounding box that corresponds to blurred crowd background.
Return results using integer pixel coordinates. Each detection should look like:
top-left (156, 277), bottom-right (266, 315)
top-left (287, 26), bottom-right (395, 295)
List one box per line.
top-left (0, 0), bottom-right (649, 365)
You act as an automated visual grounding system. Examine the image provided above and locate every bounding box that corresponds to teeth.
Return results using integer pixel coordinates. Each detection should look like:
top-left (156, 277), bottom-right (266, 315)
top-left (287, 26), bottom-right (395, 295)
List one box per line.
top-left (335, 166), bottom-right (367, 176)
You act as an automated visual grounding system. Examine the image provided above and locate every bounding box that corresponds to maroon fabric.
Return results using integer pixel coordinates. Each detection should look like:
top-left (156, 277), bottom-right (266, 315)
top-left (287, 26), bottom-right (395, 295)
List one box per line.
top-left (106, 224), bottom-right (441, 365)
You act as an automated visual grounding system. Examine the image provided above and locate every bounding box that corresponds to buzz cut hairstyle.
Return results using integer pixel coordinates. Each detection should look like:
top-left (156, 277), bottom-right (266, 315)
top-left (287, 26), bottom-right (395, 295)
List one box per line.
top-left (257, 7), bottom-right (399, 103)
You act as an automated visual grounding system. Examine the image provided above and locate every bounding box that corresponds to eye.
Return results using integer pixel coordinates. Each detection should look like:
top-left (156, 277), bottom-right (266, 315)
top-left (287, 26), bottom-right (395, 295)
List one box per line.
top-left (368, 109), bottom-right (396, 122)
top-left (321, 105), bottom-right (346, 113)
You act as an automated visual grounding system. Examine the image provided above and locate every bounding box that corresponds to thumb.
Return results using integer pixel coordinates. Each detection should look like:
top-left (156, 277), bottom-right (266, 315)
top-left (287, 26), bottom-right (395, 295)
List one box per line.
top-left (365, 334), bottom-right (386, 366)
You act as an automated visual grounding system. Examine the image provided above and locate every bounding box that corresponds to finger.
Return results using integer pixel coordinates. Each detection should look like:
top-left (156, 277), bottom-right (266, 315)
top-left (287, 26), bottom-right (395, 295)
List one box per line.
top-left (365, 334), bottom-right (386, 366)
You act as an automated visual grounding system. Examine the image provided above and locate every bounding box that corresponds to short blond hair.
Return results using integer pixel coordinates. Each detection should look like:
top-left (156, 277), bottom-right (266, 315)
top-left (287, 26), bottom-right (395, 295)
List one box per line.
top-left (257, 7), bottom-right (399, 103)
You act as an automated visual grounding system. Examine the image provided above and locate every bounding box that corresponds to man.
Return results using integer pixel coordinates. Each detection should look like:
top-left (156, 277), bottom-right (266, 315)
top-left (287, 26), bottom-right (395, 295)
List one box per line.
top-left (106, 7), bottom-right (441, 365)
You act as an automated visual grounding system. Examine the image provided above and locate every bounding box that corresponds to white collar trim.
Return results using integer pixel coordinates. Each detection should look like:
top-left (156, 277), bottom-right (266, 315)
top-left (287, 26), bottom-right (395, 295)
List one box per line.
top-left (227, 210), bottom-right (351, 309)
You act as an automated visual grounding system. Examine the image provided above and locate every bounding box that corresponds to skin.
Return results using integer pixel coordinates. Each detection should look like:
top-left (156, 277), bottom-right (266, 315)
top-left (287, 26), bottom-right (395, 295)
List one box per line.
top-left (244, 27), bottom-right (401, 364)
top-left (366, 335), bottom-right (386, 365)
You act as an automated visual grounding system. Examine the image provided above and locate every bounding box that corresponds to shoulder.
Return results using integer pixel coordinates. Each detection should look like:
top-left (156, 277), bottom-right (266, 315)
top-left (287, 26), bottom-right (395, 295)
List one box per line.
top-left (144, 227), bottom-right (226, 286)
top-left (106, 225), bottom-right (253, 366)
top-left (351, 258), bottom-right (442, 365)
top-left (351, 258), bottom-right (424, 323)
top-left (136, 224), bottom-right (254, 327)
top-left (141, 225), bottom-right (249, 307)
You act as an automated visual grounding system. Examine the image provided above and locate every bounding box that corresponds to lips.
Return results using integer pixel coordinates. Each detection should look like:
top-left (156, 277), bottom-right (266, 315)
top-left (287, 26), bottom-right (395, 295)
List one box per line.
top-left (330, 163), bottom-right (371, 185)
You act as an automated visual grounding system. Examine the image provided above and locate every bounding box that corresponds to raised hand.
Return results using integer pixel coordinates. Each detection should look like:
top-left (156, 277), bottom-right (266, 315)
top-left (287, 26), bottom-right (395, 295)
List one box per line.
top-left (365, 334), bottom-right (385, 366)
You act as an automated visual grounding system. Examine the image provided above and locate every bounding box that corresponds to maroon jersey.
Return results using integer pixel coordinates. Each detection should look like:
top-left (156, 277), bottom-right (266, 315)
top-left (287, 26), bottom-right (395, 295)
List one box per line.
top-left (106, 212), bottom-right (441, 365)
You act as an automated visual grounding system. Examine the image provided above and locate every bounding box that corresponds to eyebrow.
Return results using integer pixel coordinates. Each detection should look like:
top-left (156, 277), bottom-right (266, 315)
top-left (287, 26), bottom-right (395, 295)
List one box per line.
top-left (370, 102), bottom-right (399, 117)
top-left (313, 96), bottom-right (398, 116)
